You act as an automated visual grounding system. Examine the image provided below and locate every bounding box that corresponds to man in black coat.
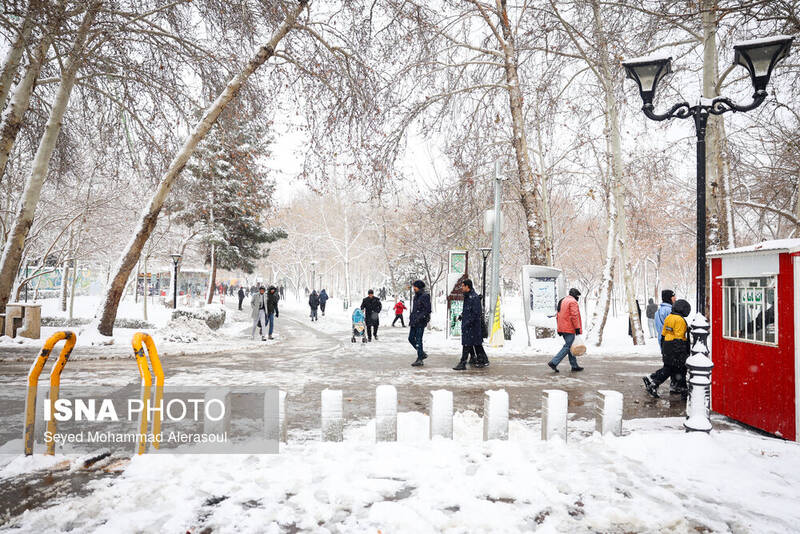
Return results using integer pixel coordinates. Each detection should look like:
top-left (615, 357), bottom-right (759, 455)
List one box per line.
top-left (266, 286), bottom-right (280, 339)
top-left (409, 280), bottom-right (432, 367)
top-left (360, 289), bottom-right (382, 341)
top-left (237, 286), bottom-right (245, 310)
top-left (453, 279), bottom-right (489, 370)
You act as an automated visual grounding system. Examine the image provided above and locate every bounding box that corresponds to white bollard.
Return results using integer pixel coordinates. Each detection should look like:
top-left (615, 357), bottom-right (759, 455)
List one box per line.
top-left (483, 389), bottom-right (509, 441)
top-left (203, 387), bottom-right (231, 435)
top-left (595, 390), bottom-right (623, 436)
top-left (321, 389), bottom-right (343, 442)
top-left (429, 389), bottom-right (453, 439)
top-left (375, 385), bottom-right (397, 442)
top-left (541, 389), bottom-right (568, 441)
top-left (263, 390), bottom-right (287, 444)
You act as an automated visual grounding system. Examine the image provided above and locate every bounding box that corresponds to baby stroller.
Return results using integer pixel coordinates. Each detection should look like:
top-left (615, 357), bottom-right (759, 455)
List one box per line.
top-left (351, 308), bottom-right (367, 343)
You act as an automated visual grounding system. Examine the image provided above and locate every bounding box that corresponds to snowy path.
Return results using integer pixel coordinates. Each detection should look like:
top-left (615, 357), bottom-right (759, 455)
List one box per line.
top-left (2, 301), bottom-right (799, 532)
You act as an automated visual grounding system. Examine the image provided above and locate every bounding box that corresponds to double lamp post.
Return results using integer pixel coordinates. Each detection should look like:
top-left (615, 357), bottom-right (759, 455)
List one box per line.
top-left (622, 35), bottom-right (793, 432)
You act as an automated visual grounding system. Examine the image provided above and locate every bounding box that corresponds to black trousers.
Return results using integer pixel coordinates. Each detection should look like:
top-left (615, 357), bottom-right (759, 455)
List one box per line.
top-left (238, 297), bottom-right (244, 310)
top-left (651, 355), bottom-right (687, 389)
top-left (320, 301), bottom-right (326, 314)
top-left (366, 322), bottom-right (379, 340)
top-left (392, 314), bottom-right (405, 327)
top-left (460, 345), bottom-right (488, 364)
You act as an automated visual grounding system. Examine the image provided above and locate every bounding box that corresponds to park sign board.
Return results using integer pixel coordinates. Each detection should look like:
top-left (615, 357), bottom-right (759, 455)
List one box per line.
top-left (446, 250), bottom-right (468, 338)
top-left (521, 265), bottom-right (566, 346)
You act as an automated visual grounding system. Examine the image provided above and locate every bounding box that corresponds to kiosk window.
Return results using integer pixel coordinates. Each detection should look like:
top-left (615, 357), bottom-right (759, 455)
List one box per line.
top-left (722, 276), bottom-right (776, 344)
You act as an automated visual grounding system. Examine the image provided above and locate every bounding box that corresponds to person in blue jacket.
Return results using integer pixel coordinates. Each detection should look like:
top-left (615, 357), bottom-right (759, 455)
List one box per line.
top-left (654, 289), bottom-right (676, 349)
top-left (453, 279), bottom-right (488, 370)
top-left (409, 280), bottom-right (432, 367)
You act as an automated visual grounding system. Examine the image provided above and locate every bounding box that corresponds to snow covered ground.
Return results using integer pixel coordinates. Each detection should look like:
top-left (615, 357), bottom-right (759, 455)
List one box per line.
top-left (2, 413), bottom-right (799, 533)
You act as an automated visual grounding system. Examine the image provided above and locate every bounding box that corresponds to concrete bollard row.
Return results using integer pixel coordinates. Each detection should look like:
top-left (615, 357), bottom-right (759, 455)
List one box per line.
top-left (308, 386), bottom-right (625, 445)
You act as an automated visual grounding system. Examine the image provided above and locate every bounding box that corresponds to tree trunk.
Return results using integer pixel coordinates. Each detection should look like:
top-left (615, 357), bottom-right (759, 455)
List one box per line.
top-left (535, 124), bottom-right (555, 265)
top-left (716, 120), bottom-right (735, 248)
top-left (590, 0), bottom-right (644, 345)
top-left (93, 0), bottom-right (307, 336)
top-left (496, 0), bottom-right (548, 265)
top-left (206, 244), bottom-right (216, 305)
top-left (0, 3), bottom-right (99, 312)
top-left (68, 259), bottom-right (77, 320)
top-left (0, 1), bottom-right (64, 183)
top-left (142, 256), bottom-right (148, 321)
top-left (60, 263), bottom-right (69, 313)
top-left (0, 0), bottom-right (39, 111)
top-left (587, 188), bottom-right (616, 346)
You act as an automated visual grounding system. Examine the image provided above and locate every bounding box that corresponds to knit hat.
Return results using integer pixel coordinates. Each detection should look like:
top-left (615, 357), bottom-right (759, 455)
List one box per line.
top-left (661, 289), bottom-right (675, 303)
top-left (569, 288), bottom-right (581, 299)
top-left (412, 280), bottom-right (425, 289)
top-left (673, 299), bottom-right (691, 317)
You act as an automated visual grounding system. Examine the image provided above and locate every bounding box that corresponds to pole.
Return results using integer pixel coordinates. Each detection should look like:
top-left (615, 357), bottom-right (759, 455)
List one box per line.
top-left (172, 261), bottom-right (178, 309)
top-left (694, 110), bottom-right (708, 315)
top-left (481, 254), bottom-right (488, 310)
top-left (490, 160), bottom-right (502, 323)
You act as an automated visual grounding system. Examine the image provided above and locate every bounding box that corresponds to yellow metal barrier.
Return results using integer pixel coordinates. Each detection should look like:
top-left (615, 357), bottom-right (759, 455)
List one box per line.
top-left (24, 331), bottom-right (76, 456)
top-left (132, 332), bottom-right (164, 454)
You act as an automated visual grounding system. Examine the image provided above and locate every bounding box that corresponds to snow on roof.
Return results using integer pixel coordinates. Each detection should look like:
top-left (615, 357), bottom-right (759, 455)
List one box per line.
top-left (733, 35), bottom-right (794, 48)
top-left (707, 238), bottom-right (800, 257)
top-left (623, 53), bottom-right (672, 64)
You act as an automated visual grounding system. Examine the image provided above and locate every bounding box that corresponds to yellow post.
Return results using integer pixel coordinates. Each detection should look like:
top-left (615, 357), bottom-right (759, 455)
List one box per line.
top-left (24, 331), bottom-right (76, 456)
top-left (131, 333), bottom-right (164, 454)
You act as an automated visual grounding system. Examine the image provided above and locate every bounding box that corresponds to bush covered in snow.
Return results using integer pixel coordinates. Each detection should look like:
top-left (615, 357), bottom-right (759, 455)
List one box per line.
top-left (42, 316), bottom-right (154, 329)
top-left (170, 305), bottom-right (225, 330)
top-left (157, 315), bottom-right (216, 343)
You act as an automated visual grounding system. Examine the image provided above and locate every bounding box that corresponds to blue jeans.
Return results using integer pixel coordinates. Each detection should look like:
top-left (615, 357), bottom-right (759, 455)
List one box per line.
top-left (267, 313), bottom-right (275, 336)
top-left (408, 326), bottom-right (425, 359)
top-left (550, 333), bottom-right (579, 369)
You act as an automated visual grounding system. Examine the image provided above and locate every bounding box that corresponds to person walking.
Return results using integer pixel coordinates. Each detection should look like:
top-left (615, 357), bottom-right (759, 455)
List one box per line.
top-left (360, 289), bottom-right (382, 341)
top-left (409, 280), bottom-right (431, 367)
top-left (453, 279), bottom-right (489, 370)
top-left (548, 288), bottom-right (584, 373)
top-left (654, 290), bottom-right (676, 348)
top-left (266, 285), bottom-right (279, 339)
top-left (237, 286), bottom-right (245, 311)
top-left (392, 299), bottom-right (407, 327)
top-left (645, 298), bottom-right (658, 338)
top-left (643, 299), bottom-right (691, 398)
top-left (319, 289), bottom-right (329, 316)
top-left (250, 286), bottom-right (268, 341)
top-left (309, 290), bottom-right (320, 321)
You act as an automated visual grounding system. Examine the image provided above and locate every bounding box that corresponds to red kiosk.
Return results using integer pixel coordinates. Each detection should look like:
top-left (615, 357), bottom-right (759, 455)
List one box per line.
top-left (708, 239), bottom-right (800, 441)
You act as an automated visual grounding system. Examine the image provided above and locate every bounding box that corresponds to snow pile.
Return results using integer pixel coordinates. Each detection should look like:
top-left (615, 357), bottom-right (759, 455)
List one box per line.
top-left (3, 414), bottom-right (800, 533)
top-left (171, 305), bottom-right (226, 330)
top-left (157, 315), bottom-right (217, 343)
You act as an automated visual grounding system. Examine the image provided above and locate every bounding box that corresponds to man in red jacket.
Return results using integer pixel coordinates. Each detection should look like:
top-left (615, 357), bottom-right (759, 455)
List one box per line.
top-left (392, 299), bottom-right (407, 327)
top-left (548, 288), bottom-right (584, 373)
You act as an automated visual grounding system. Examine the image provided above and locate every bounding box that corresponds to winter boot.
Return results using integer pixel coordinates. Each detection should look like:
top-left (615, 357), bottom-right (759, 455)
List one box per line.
top-left (453, 361), bottom-right (467, 371)
top-left (642, 376), bottom-right (660, 398)
top-left (411, 358), bottom-right (424, 367)
top-left (268, 335), bottom-right (274, 340)
top-left (548, 362), bottom-right (559, 373)
top-left (571, 366), bottom-right (584, 372)
top-left (261, 336), bottom-right (266, 341)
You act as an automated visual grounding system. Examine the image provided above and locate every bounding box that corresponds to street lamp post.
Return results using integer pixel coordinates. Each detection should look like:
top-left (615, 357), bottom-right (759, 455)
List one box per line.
top-left (623, 35), bottom-right (792, 433)
top-left (622, 35), bottom-right (793, 315)
top-left (478, 247), bottom-right (492, 311)
top-left (170, 253), bottom-right (182, 309)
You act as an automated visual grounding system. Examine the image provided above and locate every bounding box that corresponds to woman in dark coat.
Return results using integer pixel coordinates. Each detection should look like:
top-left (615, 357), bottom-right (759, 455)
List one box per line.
top-left (309, 290), bottom-right (320, 321)
top-left (453, 279), bottom-right (489, 370)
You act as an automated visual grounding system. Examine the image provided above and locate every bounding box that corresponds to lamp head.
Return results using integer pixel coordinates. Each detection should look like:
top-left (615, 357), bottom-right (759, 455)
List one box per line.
top-left (170, 253), bottom-right (182, 265)
top-left (733, 35), bottom-right (793, 93)
top-left (622, 55), bottom-right (673, 107)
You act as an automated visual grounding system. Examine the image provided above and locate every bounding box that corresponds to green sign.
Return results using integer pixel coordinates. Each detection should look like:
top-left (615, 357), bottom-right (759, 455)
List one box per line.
top-left (450, 252), bottom-right (466, 274)
top-left (449, 299), bottom-right (463, 337)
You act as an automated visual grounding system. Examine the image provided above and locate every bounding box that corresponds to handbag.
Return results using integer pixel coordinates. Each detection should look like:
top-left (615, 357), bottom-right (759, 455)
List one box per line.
top-left (571, 334), bottom-right (587, 356)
